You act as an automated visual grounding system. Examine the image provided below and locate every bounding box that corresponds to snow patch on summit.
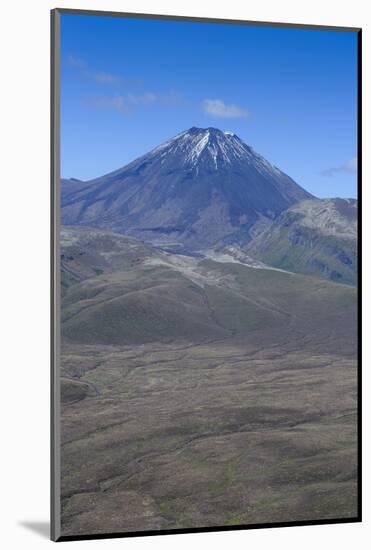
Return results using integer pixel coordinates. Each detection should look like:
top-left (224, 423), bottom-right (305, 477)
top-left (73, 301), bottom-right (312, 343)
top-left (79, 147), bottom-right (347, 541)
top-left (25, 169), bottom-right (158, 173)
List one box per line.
top-left (148, 127), bottom-right (264, 171)
top-left (187, 130), bottom-right (210, 164)
top-left (184, 129), bottom-right (250, 168)
top-left (128, 127), bottom-right (307, 203)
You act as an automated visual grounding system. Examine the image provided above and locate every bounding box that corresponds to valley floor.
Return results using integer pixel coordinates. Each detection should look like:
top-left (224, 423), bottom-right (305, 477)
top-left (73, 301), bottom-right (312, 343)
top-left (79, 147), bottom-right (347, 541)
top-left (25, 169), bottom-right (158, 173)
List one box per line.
top-left (60, 340), bottom-right (358, 536)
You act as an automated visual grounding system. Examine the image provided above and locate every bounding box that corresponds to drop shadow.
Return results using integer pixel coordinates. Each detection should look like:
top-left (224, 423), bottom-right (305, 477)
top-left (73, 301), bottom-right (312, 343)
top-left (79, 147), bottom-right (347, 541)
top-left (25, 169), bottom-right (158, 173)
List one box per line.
top-left (18, 521), bottom-right (49, 539)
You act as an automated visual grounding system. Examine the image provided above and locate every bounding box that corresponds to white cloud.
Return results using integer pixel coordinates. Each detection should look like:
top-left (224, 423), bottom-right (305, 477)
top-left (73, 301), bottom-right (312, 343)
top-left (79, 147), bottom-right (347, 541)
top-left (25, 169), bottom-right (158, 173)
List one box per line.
top-left (322, 157), bottom-right (357, 177)
top-left (203, 99), bottom-right (249, 119)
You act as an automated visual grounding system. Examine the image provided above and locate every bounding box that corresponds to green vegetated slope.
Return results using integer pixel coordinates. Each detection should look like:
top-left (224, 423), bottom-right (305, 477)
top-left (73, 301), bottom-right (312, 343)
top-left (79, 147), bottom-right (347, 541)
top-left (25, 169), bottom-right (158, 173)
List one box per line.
top-left (61, 226), bottom-right (356, 355)
top-left (246, 198), bottom-right (357, 285)
top-left (60, 226), bottom-right (159, 295)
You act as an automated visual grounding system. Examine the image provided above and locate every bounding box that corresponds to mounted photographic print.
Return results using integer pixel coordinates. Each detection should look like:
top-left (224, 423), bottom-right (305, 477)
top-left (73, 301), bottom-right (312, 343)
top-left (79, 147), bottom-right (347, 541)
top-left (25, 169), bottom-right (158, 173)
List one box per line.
top-left (51, 9), bottom-right (361, 541)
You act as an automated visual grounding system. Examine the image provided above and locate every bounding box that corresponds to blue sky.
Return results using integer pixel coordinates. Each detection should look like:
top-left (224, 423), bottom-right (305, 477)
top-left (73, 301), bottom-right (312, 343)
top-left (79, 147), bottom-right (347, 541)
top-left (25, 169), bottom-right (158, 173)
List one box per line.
top-left (60, 13), bottom-right (358, 198)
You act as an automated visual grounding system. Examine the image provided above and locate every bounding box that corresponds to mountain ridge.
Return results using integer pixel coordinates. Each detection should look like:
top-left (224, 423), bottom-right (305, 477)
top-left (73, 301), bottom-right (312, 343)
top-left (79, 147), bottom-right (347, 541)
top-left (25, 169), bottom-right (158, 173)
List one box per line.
top-left (245, 197), bottom-right (357, 285)
top-left (61, 127), bottom-right (312, 249)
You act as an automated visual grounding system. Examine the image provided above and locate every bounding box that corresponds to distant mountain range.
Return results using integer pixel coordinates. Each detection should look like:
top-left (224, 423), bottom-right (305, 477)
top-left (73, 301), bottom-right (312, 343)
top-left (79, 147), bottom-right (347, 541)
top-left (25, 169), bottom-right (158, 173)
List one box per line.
top-left (61, 127), bottom-right (357, 285)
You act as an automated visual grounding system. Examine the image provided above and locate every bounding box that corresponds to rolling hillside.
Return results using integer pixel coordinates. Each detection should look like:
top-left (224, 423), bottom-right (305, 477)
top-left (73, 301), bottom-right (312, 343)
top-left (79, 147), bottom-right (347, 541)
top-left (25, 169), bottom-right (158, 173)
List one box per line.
top-left (61, 227), bottom-right (357, 354)
top-left (59, 226), bottom-right (358, 535)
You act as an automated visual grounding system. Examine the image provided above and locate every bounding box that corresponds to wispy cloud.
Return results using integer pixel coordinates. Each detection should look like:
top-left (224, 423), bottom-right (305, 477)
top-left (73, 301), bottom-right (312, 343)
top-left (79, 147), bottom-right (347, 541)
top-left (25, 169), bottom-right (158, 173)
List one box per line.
top-left (67, 54), bottom-right (86, 68)
top-left (86, 70), bottom-right (144, 87)
top-left (67, 53), bottom-right (183, 114)
top-left (86, 93), bottom-right (156, 114)
top-left (321, 157), bottom-right (357, 177)
top-left (88, 71), bottom-right (122, 84)
top-left (203, 99), bottom-right (249, 119)
top-left (85, 91), bottom-right (183, 115)
top-left (66, 55), bottom-right (135, 86)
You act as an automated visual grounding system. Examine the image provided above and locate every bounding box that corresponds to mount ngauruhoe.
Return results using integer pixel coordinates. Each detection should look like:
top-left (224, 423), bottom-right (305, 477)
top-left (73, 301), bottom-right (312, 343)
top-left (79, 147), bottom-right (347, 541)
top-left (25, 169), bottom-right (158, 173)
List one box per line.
top-left (62, 127), bottom-right (311, 249)
top-left (61, 127), bottom-right (357, 284)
